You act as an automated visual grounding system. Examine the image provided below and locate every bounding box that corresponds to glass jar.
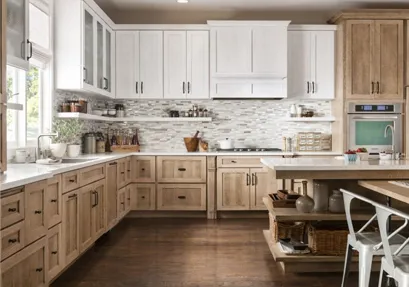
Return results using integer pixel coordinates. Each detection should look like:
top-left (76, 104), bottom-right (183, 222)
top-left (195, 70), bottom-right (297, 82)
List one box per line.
top-left (329, 190), bottom-right (345, 213)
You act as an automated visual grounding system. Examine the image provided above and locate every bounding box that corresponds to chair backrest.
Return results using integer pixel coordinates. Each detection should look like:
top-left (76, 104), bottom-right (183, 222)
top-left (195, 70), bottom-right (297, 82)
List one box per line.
top-left (339, 189), bottom-right (379, 243)
top-left (374, 202), bottom-right (409, 270)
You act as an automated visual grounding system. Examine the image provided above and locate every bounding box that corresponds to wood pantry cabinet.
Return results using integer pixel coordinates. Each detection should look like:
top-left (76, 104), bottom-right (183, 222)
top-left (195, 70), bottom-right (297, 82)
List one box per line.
top-left (345, 20), bottom-right (404, 100)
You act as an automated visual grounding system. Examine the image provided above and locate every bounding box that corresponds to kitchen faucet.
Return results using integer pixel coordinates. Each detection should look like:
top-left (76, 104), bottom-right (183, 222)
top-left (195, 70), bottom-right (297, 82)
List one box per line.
top-left (37, 133), bottom-right (58, 160)
top-left (384, 125), bottom-right (395, 155)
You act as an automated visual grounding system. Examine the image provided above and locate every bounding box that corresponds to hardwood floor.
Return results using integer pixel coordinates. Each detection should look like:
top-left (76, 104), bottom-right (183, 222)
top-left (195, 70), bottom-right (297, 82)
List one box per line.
top-left (51, 218), bottom-right (377, 287)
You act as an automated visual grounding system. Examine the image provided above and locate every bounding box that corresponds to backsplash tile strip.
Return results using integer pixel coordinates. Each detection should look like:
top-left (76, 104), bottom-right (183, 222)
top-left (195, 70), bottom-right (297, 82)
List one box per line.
top-left (55, 91), bottom-right (332, 150)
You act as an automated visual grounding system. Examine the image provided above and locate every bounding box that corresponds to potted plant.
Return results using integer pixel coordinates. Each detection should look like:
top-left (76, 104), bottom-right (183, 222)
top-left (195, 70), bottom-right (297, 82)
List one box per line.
top-left (52, 118), bottom-right (84, 158)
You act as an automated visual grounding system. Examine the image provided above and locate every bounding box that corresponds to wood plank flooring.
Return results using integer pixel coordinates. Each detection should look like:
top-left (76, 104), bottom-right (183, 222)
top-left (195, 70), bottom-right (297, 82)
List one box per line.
top-left (51, 218), bottom-right (378, 287)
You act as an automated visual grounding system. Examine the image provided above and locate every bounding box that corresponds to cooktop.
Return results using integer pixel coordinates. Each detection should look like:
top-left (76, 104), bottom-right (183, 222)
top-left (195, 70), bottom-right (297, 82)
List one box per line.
top-left (216, 148), bottom-right (282, 152)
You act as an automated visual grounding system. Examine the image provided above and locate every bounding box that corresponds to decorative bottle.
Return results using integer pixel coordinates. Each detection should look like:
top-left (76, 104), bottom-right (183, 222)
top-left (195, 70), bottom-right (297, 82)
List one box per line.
top-left (296, 181), bottom-right (315, 213)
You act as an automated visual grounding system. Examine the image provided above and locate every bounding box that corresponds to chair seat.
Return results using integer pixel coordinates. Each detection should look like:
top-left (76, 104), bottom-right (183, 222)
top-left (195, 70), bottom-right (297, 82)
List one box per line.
top-left (350, 233), bottom-right (408, 255)
top-left (382, 256), bottom-right (409, 276)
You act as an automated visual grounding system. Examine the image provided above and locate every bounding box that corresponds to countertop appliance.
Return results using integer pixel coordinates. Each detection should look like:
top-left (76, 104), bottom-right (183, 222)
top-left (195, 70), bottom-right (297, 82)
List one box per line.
top-left (347, 103), bottom-right (402, 156)
top-left (216, 148), bottom-right (282, 152)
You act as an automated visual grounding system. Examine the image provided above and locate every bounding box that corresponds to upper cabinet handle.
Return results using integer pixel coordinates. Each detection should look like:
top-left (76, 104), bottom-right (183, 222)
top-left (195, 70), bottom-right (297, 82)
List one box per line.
top-left (27, 40), bottom-right (33, 60)
top-left (183, 82), bottom-right (186, 94)
top-left (83, 67), bottom-right (87, 83)
top-left (136, 82), bottom-right (138, 94)
top-left (312, 82), bottom-right (315, 94)
top-left (188, 82), bottom-right (191, 94)
top-left (103, 77), bottom-right (109, 90)
top-left (371, 82), bottom-right (374, 94)
top-left (141, 82), bottom-right (144, 94)
top-left (377, 81), bottom-right (380, 94)
top-left (307, 82), bottom-right (310, 94)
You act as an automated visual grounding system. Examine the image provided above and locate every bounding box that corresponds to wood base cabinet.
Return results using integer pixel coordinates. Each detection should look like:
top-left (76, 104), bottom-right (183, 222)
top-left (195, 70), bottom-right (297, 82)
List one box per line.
top-left (133, 156), bottom-right (156, 183)
top-left (117, 187), bottom-right (127, 220)
top-left (157, 184), bottom-right (206, 211)
top-left (25, 180), bottom-right (47, 245)
top-left (47, 224), bottom-right (63, 281)
top-left (217, 168), bottom-right (271, 211)
top-left (131, 184), bottom-right (156, 210)
top-left (92, 179), bottom-right (106, 240)
top-left (1, 189), bottom-right (25, 229)
top-left (1, 237), bottom-right (47, 287)
top-left (46, 175), bottom-right (62, 229)
top-left (62, 190), bottom-right (79, 266)
top-left (106, 161), bottom-right (118, 230)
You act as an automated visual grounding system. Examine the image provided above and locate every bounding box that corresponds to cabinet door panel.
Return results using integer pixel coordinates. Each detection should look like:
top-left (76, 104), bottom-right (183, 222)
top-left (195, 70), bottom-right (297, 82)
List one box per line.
top-left (46, 175), bottom-right (62, 228)
top-left (96, 20), bottom-right (104, 90)
top-left (217, 168), bottom-right (250, 210)
top-left (250, 168), bottom-right (270, 210)
top-left (106, 162), bottom-right (118, 229)
top-left (105, 26), bottom-right (114, 94)
top-left (92, 179), bottom-right (106, 240)
top-left (131, 184), bottom-right (156, 210)
top-left (187, 31), bottom-right (209, 99)
top-left (47, 224), bottom-right (63, 281)
top-left (139, 31), bottom-right (163, 99)
top-left (25, 181), bottom-right (47, 245)
top-left (117, 188), bottom-right (126, 220)
top-left (134, 156), bottom-right (156, 183)
top-left (374, 20), bottom-right (403, 99)
top-left (83, 5), bottom-right (94, 87)
top-left (288, 31), bottom-right (311, 99)
top-left (117, 159), bottom-right (127, 188)
top-left (62, 190), bottom-right (79, 266)
top-left (80, 164), bottom-right (105, 187)
top-left (79, 186), bottom-right (93, 253)
top-left (1, 221), bottom-right (25, 261)
top-left (164, 31), bottom-right (187, 99)
top-left (1, 190), bottom-right (25, 229)
top-left (346, 20), bottom-right (374, 99)
top-left (116, 31), bottom-right (137, 98)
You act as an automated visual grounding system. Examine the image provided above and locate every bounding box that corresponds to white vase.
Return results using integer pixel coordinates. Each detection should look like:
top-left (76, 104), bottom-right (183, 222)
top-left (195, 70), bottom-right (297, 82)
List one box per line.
top-left (50, 143), bottom-right (67, 158)
top-left (67, 145), bottom-right (81, 158)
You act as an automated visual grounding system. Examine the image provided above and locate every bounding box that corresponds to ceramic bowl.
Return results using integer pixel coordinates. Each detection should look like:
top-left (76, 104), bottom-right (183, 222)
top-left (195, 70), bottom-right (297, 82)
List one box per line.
top-left (344, 154), bottom-right (357, 162)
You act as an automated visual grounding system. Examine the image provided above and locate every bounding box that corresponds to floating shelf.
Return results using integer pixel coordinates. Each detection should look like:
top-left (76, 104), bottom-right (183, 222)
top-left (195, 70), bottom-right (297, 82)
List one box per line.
top-left (57, 113), bottom-right (212, 122)
top-left (282, 117), bottom-right (336, 122)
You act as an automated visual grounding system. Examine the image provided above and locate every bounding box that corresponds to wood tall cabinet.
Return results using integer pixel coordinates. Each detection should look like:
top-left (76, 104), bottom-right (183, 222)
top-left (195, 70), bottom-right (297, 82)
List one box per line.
top-left (0, 0), bottom-right (6, 172)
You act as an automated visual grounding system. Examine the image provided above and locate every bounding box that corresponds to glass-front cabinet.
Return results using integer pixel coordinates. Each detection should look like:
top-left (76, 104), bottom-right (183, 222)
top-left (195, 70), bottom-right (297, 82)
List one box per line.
top-left (105, 28), bottom-right (113, 94)
top-left (96, 20), bottom-right (104, 90)
top-left (6, 0), bottom-right (30, 70)
top-left (83, 6), bottom-right (94, 87)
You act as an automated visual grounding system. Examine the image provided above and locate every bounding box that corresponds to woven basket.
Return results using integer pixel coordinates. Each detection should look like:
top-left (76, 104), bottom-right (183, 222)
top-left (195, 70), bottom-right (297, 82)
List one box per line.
top-left (269, 213), bottom-right (305, 242)
top-left (308, 224), bottom-right (349, 256)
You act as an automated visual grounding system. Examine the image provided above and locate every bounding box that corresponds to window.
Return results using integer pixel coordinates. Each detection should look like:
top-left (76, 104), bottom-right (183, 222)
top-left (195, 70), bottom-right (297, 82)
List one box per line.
top-left (6, 0), bottom-right (52, 150)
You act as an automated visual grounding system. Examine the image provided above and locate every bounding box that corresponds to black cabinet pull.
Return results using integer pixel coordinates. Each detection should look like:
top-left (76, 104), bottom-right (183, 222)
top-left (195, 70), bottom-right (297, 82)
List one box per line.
top-left (377, 81), bottom-right (380, 94)
top-left (8, 239), bottom-right (17, 243)
top-left (141, 196), bottom-right (145, 199)
top-left (127, 169), bottom-right (131, 172)
top-left (83, 67), bottom-right (87, 83)
top-left (178, 196), bottom-right (186, 199)
top-left (51, 199), bottom-right (57, 203)
top-left (183, 82), bottom-right (186, 94)
top-left (141, 82), bottom-right (144, 94)
top-left (27, 40), bottom-right (33, 60)
top-left (141, 168), bottom-right (145, 171)
top-left (51, 251), bottom-right (58, 255)
top-left (69, 179), bottom-right (75, 183)
top-left (121, 202), bottom-right (125, 205)
top-left (103, 77), bottom-right (109, 90)
top-left (371, 82), bottom-right (374, 94)
top-left (178, 168), bottom-right (186, 171)
top-left (252, 173), bottom-right (255, 186)
top-left (96, 191), bottom-right (99, 206)
top-left (35, 268), bottom-right (43, 272)
top-left (307, 81), bottom-right (310, 93)
top-left (92, 191), bottom-right (98, 208)
top-left (121, 172), bottom-right (125, 174)
top-left (188, 82), bottom-right (191, 94)
top-left (34, 210), bottom-right (42, 214)
top-left (312, 82), bottom-right (315, 93)
top-left (68, 194), bottom-right (77, 199)
top-left (246, 174), bottom-right (250, 186)
top-left (231, 160), bottom-right (237, 163)
top-left (8, 208), bottom-right (17, 212)
top-left (136, 82), bottom-right (138, 94)
top-left (109, 162), bottom-right (117, 166)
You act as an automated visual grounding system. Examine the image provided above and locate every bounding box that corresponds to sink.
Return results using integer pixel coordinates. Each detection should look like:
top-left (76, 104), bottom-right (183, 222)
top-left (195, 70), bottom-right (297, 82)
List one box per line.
top-left (60, 158), bottom-right (97, 164)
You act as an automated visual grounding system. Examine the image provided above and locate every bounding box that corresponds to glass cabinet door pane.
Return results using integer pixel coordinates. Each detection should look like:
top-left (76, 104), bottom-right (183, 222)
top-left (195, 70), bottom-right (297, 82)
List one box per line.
top-left (84, 9), bottom-right (93, 85)
top-left (7, 0), bottom-right (27, 61)
top-left (105, 29), bottom-right (111, 92)
top-left (97, 21), bottom-right (103, 90)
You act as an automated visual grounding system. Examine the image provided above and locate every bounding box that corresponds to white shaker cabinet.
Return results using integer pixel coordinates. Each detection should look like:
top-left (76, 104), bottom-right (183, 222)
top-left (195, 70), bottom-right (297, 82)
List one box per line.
top-left (6, 0), bottom-right (30, 70)
top-left (55, 0), bottom-right (115, 98)
top-left (164, 30), bottom-right (209, 99)
top-left (287, 26), bottom-right (336, 100)
top-left (116, 31), bottom-right (163, 99)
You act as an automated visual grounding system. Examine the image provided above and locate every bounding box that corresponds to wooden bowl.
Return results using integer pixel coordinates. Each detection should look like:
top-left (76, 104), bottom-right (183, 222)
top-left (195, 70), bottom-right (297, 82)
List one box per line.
top-left (184, 137), bottom-right (199, 152)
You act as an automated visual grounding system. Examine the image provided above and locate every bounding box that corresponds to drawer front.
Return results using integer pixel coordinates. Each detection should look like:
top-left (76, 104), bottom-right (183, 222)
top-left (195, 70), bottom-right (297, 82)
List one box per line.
top-left (1, 190), bottom-right (25, 229)
top-left (157, 184), bottom-right (206, 211)
top-left (1, 221), bottom-right (25, 261)
top-left (47, 224), bottom-right (63, 281)
top-left (217, 157), bottom-right (267, 168)
top-left (157, 156), bottom-right (206, 183)
top-left (133, 156), bottom-right (156, 183)
top-left (62, 170), bottom-right (80, 193)
top-left (25, 180), bottom-right (47, 245)
top-left (131, 184), bottom-right (156, 210)
top-left (46, 175), bottom-right (62, 229)
top-left (80, 164), bottom-right (106, 187)
top-left (117, 160), bottom-right (127, 188)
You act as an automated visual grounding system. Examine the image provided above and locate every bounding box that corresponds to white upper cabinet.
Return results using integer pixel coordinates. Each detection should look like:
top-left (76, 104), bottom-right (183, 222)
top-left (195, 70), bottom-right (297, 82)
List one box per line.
top-left (287, 26), bottom-right (336, 100)
top-left (116, 31), bottom-right (163, 99)
top-left (55, 0), bottom-right (115, 98)
top-left (6, 0), bottom-right (30, 70)
top-left (164, 30), bottom-right (209, 99)
top-left (208, 21), bottom-right (290, 99)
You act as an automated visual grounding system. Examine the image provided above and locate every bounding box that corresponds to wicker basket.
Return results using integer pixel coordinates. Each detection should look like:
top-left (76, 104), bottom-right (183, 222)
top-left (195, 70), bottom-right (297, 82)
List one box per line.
top-left (308, 224), bottom-right (349, 256)
top-left (269, 213), bottom-right (305, 242)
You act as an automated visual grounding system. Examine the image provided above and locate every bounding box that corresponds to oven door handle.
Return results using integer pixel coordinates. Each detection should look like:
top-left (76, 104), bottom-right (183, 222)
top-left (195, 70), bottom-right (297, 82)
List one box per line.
top-left (350, 116), bottom-right (399, 120)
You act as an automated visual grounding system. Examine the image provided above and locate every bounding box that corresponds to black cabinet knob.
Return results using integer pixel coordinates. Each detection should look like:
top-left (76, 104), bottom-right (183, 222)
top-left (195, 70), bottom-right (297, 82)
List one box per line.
top-left (34, 210), bottom-right (42, 214)
top-left (35, 268), bottom-right (43, 272)
top-left (178, 196), bottom-right (186, 199)
top-left (51, 199), bottom-right (57, 203)
top-left (8, 239), bottom-right (17, 243)
top-left (178, 168), bottom-right (186, 171)
top-left (8, 208), bottom-right (17, 212)
top-left (51, 251), bottom-right (58, 255)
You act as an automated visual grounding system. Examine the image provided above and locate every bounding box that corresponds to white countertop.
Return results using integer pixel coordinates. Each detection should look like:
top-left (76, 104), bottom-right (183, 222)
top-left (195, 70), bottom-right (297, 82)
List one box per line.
top-left (0, 151), bottom-right (342, 192)
top-left (261, 157), bottom-right (409, 171)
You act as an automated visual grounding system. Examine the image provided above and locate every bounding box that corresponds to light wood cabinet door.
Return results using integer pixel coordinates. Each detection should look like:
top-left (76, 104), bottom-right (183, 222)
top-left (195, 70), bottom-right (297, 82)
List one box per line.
top-left (79, 185), bottom-right (94, 253)
top-left (249, 168), bottom-right (270, 210)
top-left (117, 187), bottom-right (126, 220)
top-left (1, 237), bottom-right (47, 287)
top-left (25, 180), bottom-right (47, 245)
top-left (125, 184), bottom-right (132, 213)
top-left (217, 168), bottom-right (250, 210)
top-left (157, 184), bottom-right (206, 211)
top-left (1, 189), bottom-right (25, 229)
top-left (79, 164), bottom-right (105, 187)
top-left (106, 161), bottom-right (118, 229)
top-left (92, 179), bottom-right (106, 240)
top-left (133, 156), bottom-right (156, 183)
top-left (346, 20), bottom-right (375, 99)
top-left (46, 175), bottom-right (62, 229)
top-left (126, 157), bottom-right (132, 184)
top-left (62, 190), bottom-right (79, 266)
top-left (1, 221), bottom-right (25, 261)
top-left (117, 159), bottom-right (127, 188)
top-left (374, 20), bottom-right (404, 100)
top-left (47, 223), bottom-right (63, 281)
top-left (62, 170), bottom-right (80, 193)
top-left (131, 184), bottom-right (156, 210)
top-left (157, 156), bottom-right (207, 183)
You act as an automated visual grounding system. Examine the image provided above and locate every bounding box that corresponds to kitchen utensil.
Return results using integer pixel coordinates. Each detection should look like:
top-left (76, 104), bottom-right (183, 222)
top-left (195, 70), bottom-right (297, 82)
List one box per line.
top-left (329, 190), bottom-right (345, 213)
top-left (50, 143), bottom-right (67, 158)
top-left (83, 133), bottom-right (97, 154)
top-left (184, 131), bottom-right (200, 152)
top-left (295, 181), bottom-right (314, 213)
top-left (297, 106), bottom-right (303, 117)
top-left (218, 138), bottom-right (234, 150)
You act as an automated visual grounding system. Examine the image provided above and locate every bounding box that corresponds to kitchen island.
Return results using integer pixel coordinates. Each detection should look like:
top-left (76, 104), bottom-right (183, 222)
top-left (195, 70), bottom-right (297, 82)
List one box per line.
top-left (260, 157), bottom-right (409, 273)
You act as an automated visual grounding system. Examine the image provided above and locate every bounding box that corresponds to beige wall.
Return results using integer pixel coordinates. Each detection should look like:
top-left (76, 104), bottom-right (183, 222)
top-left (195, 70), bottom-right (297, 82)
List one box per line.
top-left (104, 9), bottom-right (334, 24)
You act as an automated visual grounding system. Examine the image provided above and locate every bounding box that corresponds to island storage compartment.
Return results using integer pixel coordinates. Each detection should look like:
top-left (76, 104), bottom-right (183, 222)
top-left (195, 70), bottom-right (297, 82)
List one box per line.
top-left (308, 223), bottom-right (349, 256)
top-left (269, 213), bottom-right (305, 242)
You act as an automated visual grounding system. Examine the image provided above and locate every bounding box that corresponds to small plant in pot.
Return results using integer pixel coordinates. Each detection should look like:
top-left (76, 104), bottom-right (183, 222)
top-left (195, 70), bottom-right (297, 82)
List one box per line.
top-left (52, 118), bottom-right (84, 158)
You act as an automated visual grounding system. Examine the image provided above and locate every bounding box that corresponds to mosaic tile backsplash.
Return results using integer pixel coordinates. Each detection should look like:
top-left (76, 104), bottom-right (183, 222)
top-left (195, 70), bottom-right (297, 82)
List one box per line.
top-left (56, 92), bottom-right (332, 151)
